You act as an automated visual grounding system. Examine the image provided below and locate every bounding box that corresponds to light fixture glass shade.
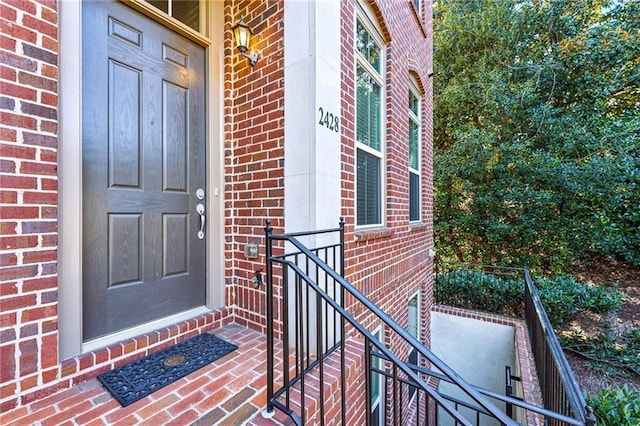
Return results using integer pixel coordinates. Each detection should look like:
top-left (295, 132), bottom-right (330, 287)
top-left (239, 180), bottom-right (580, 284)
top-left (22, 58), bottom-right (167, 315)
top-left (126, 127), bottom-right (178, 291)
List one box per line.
top-left (232, 18), bottom-right (252, 53)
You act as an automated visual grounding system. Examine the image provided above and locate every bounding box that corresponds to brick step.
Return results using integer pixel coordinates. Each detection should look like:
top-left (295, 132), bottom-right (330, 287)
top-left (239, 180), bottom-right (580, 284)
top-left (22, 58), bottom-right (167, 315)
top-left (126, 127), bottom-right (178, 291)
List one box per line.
top-left (270, 338), bottom-right (366, 425)
top-left (0, 325), bottom-right (288, 426)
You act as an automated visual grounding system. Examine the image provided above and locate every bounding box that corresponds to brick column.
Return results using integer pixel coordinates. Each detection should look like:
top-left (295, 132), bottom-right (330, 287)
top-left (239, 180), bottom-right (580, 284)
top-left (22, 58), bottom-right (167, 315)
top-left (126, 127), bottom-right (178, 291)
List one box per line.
top-left (0, 0), bottom-right (60, 412)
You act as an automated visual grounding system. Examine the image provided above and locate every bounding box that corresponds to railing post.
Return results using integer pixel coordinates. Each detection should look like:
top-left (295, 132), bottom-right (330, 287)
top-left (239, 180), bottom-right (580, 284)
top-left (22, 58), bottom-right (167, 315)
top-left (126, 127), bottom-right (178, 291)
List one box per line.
top-left (505, 366), bottom-right (513, 419)
top-left (339, 217), bottom-right (346, 426)
top-left (365, 338), bottom-right (372, 426)
top-left (339, 217), bottom-right (345, 277)
top-left (264, 220), bottom-right (274, 416)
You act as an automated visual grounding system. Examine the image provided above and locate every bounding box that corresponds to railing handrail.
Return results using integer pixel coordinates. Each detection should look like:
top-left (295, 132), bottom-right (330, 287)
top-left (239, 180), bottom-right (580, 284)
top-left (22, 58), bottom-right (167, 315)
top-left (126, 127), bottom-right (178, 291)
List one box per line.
top-left (266, 223), bottom-right (517, 425)
top-left (367, 348), bottom-right (585, 425)
top-left (523, 269), bottom-right (594, 425)
top-left (272, 256), bottom-right (475, 425)
top-left (436, 260), bottom-right (526, 273)
top-left (435, 261), bottom-right (596, 426)
top-left (410, 360), bottom-right (585, 426)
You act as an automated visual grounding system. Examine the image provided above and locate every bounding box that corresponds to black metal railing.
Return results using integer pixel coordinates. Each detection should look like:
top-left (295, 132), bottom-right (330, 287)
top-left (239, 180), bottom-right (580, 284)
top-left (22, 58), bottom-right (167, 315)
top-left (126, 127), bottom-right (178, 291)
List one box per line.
top-left (523, 269), bottom-right (596, 426)
top-left (264, 220), bottom-right (517, 425)
top-left (435, 262), bottom-right (596, 426)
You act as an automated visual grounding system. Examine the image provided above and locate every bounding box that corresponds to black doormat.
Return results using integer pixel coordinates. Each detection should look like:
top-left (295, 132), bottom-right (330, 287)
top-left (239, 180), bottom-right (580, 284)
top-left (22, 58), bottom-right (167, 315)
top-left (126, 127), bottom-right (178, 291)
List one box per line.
top-left (97, 333), bottom-right (237, 407)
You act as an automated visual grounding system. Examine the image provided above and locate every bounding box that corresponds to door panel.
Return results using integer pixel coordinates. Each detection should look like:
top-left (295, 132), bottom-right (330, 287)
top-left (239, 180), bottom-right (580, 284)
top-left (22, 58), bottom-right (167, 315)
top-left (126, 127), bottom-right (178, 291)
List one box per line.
top-left (108, 60), bottom-right (141, 188)
top-left (163, 214), bottom-right (188, 277)
top-left (162, 81), bottom-right (187, 191)
top-left (82, 0), bottom-right (206, 341)
top-left (108, 214), bottom-right (142, 286)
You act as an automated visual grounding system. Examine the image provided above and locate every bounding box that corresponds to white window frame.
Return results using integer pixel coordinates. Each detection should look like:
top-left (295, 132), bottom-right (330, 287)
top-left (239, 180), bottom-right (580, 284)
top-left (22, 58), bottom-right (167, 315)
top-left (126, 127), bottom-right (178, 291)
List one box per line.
top-left (355, 3), bottom-right (386, 229)
top-left (408, 77), bottom-right (421, 222)
top-left (370, 326), bottom-right (385, 426)
top-left (412, 0), bottom-right (422, 15)
top-left (407, 290), bottom-right (421, 402)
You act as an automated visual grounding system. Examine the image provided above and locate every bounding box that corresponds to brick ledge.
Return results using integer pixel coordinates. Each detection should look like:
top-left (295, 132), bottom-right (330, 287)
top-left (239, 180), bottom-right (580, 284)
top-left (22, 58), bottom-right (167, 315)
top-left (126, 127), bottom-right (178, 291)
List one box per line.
top-left (354, 227), bottom-right (394, 242)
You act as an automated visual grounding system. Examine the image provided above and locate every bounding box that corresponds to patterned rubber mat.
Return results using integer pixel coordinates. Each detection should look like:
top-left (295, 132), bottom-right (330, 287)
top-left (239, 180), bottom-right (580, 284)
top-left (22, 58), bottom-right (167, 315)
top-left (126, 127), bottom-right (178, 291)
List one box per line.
top-left (97, 333), bottom-right (238, 406)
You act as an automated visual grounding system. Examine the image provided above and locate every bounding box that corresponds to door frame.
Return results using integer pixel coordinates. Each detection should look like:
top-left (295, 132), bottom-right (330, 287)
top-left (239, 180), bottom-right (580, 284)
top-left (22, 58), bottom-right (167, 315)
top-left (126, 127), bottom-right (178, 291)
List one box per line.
top-left (58, 0), bottom-right (225, 358)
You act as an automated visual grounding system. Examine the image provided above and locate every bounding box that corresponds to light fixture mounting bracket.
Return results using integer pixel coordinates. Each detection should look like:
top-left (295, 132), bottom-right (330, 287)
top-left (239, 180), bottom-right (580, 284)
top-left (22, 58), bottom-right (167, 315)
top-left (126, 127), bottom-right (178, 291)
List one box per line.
top-left (242, 52), bottom-right (258, 67)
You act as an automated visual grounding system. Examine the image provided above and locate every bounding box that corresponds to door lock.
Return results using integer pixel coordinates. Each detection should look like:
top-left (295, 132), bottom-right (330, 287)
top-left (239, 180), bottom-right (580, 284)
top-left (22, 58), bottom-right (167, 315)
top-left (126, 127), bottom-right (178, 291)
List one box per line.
top-left (196, 188), bottom-right (205, 200)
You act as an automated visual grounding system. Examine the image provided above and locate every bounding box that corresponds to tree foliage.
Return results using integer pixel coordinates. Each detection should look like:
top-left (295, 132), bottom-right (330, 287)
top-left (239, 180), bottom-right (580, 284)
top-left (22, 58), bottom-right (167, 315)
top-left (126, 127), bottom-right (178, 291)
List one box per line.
top-left (434, 0), bottom-right (640, 270)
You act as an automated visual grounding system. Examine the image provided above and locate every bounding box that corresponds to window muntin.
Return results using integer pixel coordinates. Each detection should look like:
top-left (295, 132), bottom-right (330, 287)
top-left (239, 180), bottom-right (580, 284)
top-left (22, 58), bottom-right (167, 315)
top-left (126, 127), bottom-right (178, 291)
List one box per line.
top-left (356, 15), bottom-right (385, 227)
top-left (356, 20), bottom-right (381, 73)
top-left (408, 82), bottom-right (421, 222)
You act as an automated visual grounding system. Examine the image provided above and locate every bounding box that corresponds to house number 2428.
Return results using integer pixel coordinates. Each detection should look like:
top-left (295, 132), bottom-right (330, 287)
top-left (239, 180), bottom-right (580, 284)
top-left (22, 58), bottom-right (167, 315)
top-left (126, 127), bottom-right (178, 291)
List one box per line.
top-left (318, 107), bottom-right (339, 132)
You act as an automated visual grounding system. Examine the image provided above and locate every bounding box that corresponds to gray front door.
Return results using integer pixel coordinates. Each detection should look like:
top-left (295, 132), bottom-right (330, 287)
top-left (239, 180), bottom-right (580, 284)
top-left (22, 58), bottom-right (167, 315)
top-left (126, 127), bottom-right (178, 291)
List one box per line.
top-left (82, 0), bottom-right (206, 341)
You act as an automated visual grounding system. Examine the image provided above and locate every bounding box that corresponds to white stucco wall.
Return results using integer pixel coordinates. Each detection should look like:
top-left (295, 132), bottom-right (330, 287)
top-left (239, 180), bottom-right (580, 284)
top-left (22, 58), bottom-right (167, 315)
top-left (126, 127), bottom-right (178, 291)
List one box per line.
top-left (284, 0), bottom-right (341, 234)
top-left (431, 311), bottom-right (515, 426)
top-left (283, 1), bottom-right (342, 353)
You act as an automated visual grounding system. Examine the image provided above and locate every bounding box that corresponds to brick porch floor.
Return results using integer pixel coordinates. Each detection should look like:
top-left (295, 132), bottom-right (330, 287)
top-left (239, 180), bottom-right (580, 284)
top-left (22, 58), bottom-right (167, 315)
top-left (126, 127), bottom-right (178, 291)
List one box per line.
top-left (0, 324), bottom-right (295, 426)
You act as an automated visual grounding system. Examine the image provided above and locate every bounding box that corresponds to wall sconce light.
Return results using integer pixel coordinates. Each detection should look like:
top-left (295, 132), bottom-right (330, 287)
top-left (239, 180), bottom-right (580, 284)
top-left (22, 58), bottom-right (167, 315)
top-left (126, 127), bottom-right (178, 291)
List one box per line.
top-left (232, 18), bottom-right (258, 67)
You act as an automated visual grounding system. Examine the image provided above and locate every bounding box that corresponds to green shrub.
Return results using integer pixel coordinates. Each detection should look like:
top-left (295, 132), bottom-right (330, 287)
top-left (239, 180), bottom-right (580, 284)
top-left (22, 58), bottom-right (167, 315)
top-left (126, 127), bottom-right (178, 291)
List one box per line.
top-left (434, 270), bottom-right (524, 316)
top-left (435, 271), bottom-right (625, 327)
top-left (536, 275), bottom-right (626, 327)
top-left (586, 385), bottom-right (640, 426)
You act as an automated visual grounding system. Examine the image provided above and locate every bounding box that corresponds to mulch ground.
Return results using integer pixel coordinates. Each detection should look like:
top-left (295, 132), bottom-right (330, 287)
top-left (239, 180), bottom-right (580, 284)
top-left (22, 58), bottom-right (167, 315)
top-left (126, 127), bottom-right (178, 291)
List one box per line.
top-left (567, 258), bottom-right (640, 395)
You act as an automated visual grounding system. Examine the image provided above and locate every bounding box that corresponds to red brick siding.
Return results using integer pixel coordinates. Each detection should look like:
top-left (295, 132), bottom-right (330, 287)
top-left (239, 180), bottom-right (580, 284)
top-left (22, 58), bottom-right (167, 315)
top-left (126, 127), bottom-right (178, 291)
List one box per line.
top-left (223, 1), bottom-right (285, 334)
top-left (340, 0), bottom-right (433, 341)
top-left (0, 0), bottom-right (434, 414)
top-left (0, 0), bottom-right (286, 410)
top-left (0, 0), bottom-right (59, 412)
top-left (339, 0), bottom-right (434, 421)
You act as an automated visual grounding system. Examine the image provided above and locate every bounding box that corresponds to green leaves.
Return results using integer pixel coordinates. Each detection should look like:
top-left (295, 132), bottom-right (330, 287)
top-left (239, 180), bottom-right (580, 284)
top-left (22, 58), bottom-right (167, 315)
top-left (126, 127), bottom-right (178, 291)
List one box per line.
top-left (536, 275), bottom-right (626, 326)
top-left (434, 270), bottom-right (625, 327)
top-left (434, 269), bottom-right (524, 316)
top-left (435, 267), bottom-right (636, 425)
top-left (586, 385), bottom-right (640, 425)
top-left (563, 326), bottom-right (640, 379)
top-left (434, 0), bottom-right (640, 269)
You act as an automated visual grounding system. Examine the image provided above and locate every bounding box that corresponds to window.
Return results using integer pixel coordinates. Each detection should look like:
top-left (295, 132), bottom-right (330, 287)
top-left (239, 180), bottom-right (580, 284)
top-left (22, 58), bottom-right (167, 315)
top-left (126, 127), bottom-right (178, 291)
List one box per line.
top-left (412, 0), bottom-right (421, 14)
top-left (407, 292), bottom-right (420, 401)
top-left (370, 327), bottom-right (384, 426)
top-left (408, 79), bottom-right (421, 222)
top-left (146, 0), bottom-right (200, 31)
top-left (356, 14), bottom-right (385, 227)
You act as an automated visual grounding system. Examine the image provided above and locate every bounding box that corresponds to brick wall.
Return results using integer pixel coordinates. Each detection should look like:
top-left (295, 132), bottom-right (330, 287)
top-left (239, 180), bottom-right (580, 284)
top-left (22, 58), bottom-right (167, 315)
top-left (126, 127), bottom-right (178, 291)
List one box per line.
top-left (225, 0), bottom-right (435, 344)
top-left (0, 0), bottom-right (433, 413)
top-left (339, 0), bottom-right (434, 341)
top-left (0, 0), bottom-right (60, 412)
top-left (0, 0), bottom-right (286, 410)
top-left (224, 0), bottom-right (435, 359)
top-left (339, 0), bottom-right (434, 420)
top-left (223, 0), bottom-right (285, 334)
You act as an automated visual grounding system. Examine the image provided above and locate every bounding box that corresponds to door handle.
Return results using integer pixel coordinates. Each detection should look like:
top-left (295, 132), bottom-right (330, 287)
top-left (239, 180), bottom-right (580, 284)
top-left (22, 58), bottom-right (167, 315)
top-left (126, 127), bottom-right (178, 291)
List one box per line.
top-left (196, 203), bottom-right (205, 239)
